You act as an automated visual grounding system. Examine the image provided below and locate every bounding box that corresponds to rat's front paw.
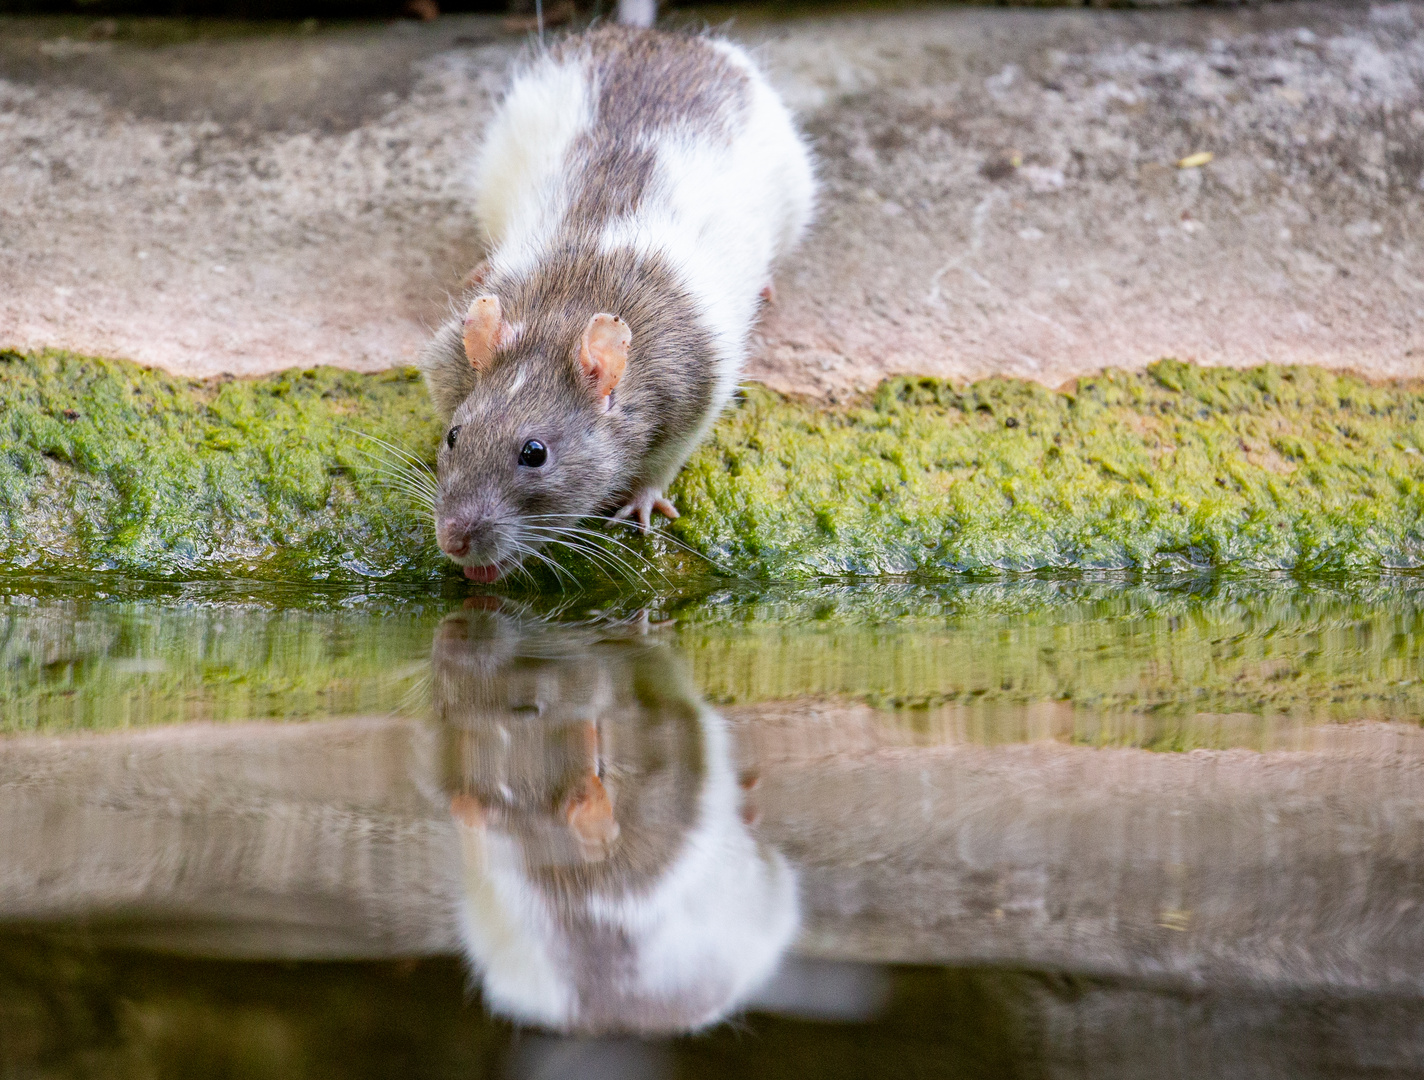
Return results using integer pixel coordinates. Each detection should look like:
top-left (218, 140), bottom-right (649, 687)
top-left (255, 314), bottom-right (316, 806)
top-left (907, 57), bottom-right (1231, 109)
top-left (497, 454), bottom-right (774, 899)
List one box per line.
top-left (612, 489), bottom-right (679, 533)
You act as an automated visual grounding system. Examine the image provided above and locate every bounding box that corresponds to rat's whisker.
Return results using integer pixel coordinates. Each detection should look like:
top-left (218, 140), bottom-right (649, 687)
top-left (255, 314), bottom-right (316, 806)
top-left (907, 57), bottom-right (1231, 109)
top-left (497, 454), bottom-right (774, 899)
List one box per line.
top-left (522, 512), bottom-right (722, 570)
top-left (521, 522), bottom-right (651, 568)
top-left (521, 527), bottom-right (653, 586)
top-left (345, 443), bottom-right (439, 512)
top-left (507, 533), bottom-right (578, 588)
top-left (363, 478), bottom-right (437, 514)
top-left (346, 453), bottom-right (438, 496)
top-left (366, 470), bottom-right (437, 501)
top-left (521, 527), bottom-right (662, 588)
top-left (398, 669), bottom-right (434, 715)
top-left (507, 561), bottom-right (537, 589)
top-left (527, 522), bottom-right (651, 564)
top-left (542, 536), bottom-right (643, 584)
top-left (356, 466), bottom-right (435, 496)
top-left (543, 530), bottom-right (660, 578)
top-left (524, 523), bottom-right (672, 581)
top-left (344, 430), bottom-right (438, 481)
top-left (363, 477), bottom-right (437, 511)
top-left (523, 537), bottom-right (584, 587)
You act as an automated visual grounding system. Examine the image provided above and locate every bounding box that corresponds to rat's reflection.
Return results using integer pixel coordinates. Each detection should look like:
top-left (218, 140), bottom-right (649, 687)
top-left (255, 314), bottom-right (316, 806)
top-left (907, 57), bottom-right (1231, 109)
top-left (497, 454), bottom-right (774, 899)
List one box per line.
top-left (433, 605), bottom-right (798, 1036)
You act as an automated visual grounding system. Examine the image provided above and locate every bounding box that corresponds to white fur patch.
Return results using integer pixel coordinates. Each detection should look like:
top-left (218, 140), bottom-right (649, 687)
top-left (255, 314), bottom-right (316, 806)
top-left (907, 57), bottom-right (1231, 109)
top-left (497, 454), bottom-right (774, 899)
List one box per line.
top-left (456, 824), bottom-right (576, 1028)
top-left (475, 56), bottom-right (593, 278)
top-left (582, 703), bottom-right (799, 1022)
top-left (594, 42), bottom-right (816, 485)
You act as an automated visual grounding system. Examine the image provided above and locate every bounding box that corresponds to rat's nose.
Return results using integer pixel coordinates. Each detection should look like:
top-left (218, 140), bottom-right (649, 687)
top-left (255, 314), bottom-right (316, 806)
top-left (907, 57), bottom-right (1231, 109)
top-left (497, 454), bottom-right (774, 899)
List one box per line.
top-left (436, 517), bottom-right (471, 558)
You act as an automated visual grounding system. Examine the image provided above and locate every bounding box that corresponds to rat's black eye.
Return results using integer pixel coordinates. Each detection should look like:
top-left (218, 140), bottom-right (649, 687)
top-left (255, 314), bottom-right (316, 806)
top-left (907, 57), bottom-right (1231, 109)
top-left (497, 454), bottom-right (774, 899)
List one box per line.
top-left (446, 426), bottom-right (462, 450)
top-left (519, 439), bottom-right (548, 468)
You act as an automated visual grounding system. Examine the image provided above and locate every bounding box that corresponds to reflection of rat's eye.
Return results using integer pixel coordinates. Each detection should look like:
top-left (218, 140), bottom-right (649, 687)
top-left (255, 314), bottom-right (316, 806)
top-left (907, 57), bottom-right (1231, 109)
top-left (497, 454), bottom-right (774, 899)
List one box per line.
top-left (519, 440), bottom-right (548, 468)
top-left (446, 426), bottom-right (462, 450)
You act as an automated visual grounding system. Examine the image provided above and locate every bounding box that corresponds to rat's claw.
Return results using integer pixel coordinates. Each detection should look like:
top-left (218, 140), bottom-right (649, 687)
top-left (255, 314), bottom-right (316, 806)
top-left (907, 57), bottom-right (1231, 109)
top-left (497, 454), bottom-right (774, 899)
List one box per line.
top-left (612, 489), bottom-right (679, 534)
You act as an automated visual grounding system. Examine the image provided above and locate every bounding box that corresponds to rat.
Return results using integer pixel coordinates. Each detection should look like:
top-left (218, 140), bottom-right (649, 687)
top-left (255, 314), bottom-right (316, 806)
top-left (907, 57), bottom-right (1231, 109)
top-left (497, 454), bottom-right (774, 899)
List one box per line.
top-left (420, 26), bottom-right (815, 583)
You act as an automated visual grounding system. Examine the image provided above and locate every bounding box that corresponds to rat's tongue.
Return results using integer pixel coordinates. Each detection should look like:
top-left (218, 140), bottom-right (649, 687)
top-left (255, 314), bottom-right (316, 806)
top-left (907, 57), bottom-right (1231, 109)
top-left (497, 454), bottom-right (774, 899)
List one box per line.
top-left (463, 564), bottom-right (500, 583)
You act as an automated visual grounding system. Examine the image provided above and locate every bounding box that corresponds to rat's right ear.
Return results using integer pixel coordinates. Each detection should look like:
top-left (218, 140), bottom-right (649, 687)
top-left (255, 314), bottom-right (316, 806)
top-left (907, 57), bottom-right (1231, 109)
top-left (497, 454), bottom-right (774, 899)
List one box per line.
top-left (463, 295), bottom-right (521, 372)
top-left (577, 313), bottom-right (630, 408)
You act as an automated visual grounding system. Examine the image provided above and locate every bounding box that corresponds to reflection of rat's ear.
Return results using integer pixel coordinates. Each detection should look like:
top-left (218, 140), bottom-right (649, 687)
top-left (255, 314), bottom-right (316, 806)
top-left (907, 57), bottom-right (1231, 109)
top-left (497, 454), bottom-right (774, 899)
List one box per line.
top-left (463, 294), bottom-right (522, 372)
top-left (562, 771), bottom-right (620, 861)
top-left (577, 313), bottom-right (630, 406)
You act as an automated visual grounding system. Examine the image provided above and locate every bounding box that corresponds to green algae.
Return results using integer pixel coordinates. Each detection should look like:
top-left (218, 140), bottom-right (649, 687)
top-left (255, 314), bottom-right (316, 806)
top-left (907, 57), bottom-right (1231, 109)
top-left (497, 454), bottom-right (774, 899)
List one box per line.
top-left (3, 350), bottom-right (1423, 582)
top-left (673, 361), bottom-right (1424, 576)
top-left (0, 350), bottom-right (445, 581)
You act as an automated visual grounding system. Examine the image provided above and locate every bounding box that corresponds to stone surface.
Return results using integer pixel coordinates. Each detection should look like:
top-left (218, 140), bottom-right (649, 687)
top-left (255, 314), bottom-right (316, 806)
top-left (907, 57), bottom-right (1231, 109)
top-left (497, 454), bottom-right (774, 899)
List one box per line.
top-left (1, 3), bottom-right (1423, 393)
top-left (752, 0), bottom-right (1424, 395)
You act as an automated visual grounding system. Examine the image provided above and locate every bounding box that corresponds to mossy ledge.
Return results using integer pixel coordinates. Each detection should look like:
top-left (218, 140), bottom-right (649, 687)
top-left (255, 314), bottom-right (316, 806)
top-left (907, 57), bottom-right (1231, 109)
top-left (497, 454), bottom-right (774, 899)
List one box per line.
top-left (1, 349), bottom-right (1421, 582)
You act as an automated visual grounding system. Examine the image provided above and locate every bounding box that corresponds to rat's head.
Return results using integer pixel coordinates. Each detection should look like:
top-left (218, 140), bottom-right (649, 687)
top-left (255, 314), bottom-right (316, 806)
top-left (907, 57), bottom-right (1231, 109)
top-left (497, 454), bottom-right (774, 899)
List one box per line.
top-left (424, 294), bottom-right (631, 582)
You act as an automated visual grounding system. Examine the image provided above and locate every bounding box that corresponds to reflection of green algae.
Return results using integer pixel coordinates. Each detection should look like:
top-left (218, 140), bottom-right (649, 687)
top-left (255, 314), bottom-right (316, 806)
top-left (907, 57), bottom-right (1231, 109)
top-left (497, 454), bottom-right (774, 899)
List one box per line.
top-left (2, 574), bottom-right (1420, 749)
top-left (0, 578), bottom-right (453, 734)
top-left (682, 576), bottom-right (1424, 749)
top-left (3, 350), bottom-right (1423, 581)
top-left (673, 362), bottom-right (1424, 576)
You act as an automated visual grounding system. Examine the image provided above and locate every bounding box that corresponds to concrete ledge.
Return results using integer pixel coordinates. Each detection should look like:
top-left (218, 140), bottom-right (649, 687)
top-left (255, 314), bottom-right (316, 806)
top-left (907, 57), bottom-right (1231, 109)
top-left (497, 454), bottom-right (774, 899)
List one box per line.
top-left (1, 3), bottom-right (1421, 393)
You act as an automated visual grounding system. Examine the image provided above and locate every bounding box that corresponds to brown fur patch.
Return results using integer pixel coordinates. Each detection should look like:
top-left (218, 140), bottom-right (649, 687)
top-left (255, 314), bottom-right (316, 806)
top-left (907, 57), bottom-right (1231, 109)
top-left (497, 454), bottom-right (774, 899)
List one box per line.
top-left (493, 239), bottom-right (718, 505)
top-left (556, 27), bottom-right (751, 227)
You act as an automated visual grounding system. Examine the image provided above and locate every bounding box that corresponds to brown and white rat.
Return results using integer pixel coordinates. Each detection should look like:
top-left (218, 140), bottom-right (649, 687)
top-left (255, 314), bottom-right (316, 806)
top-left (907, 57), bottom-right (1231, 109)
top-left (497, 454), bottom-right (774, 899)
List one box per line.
top-left (421, 27), bottom-right (815, 583)
top-left (434, 607), bottom-right (797, 1034)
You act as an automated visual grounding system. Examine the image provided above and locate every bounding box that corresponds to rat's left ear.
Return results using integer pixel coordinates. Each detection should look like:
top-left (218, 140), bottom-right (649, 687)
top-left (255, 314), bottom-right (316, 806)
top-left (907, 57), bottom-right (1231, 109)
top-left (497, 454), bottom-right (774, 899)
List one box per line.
top-left (577, 313), bottom-right (630, 407)
top-left (463, 295), bottom-right (521, 372)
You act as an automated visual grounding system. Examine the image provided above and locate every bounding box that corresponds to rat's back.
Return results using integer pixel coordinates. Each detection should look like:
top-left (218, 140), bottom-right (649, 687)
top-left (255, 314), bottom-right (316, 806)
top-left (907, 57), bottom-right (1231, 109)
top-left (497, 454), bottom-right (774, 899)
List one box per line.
top-left (474, 28), bottom-right (814, 400)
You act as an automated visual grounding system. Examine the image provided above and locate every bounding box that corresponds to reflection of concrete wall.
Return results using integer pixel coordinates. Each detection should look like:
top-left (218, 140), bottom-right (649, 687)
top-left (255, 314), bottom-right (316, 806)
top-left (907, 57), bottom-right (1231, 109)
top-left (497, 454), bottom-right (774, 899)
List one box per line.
top-left (0, 718), bottom-right (462, 958)
top-left (2, 712), bottom-right (1423, 994)
top-left (734, 707), bottom-right (1424, 993)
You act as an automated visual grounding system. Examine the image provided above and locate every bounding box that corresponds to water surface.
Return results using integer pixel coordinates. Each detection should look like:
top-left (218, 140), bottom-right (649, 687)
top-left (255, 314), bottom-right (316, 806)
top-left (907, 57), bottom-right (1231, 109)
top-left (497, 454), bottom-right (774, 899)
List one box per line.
top-left (1, 572), bottom-right (1422, 1077)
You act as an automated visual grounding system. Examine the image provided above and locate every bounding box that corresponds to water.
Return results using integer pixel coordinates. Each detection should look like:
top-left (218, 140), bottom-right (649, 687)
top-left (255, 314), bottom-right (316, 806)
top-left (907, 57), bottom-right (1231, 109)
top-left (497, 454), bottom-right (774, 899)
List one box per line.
top-left (1, 572), bottom-right (1422, 1077)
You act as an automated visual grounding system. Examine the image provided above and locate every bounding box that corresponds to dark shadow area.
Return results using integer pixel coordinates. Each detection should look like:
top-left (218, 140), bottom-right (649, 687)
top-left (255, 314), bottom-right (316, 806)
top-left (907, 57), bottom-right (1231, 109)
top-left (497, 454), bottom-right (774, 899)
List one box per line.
top-left (2, 936), bottom-right (1423, 1080)
top-left (0, 0), bottom-right (505, 15)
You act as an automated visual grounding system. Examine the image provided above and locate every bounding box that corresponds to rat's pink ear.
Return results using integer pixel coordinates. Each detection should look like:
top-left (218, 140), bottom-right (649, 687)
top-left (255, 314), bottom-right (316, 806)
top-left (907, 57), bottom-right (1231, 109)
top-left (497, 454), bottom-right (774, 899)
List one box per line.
top-left (577, 313), bottom-right (630, 402)
top-left (462, 295), bottom-right (520, 372)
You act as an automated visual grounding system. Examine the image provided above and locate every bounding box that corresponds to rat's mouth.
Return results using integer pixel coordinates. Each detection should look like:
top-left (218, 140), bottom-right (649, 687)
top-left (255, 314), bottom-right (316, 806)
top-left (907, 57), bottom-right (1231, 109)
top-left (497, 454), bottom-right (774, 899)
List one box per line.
top-left (463, 564), bottom-right (502, 583)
